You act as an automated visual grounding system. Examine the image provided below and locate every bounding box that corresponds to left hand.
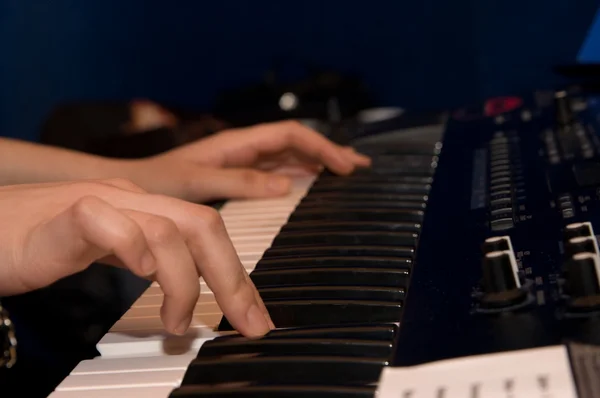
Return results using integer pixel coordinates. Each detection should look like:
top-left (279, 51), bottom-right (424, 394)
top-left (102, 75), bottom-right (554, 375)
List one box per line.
top-left (124, 120), bottom-right (371, 202)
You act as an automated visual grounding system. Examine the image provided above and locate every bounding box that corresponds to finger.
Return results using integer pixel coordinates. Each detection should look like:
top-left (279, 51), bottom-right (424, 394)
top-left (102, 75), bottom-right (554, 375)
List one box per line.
top-left (341, 146), bottom-right (372, 167)
top-left (122, 210), bottom-right (199, 335)
top-left (182, 206), bottom-right (273, 336)
top-left (266, 121), bottom-right (371, 174)
top-left (90, 190), bottom-right (273, 337)
top-left (16, 195), bottom-right (155, 294)
top-left (190, 168), bottom-right (293, 201)
top-left (68, 196), bottom-right (157, 277)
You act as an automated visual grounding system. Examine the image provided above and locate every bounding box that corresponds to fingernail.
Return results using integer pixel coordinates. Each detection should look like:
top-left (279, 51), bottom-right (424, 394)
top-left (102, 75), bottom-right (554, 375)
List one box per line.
top-left (141, 252), bottom-right (157, 276)
top-left (267, 176), bottom-right (291, 194)
top-left (174, 315), bottom-right (192, 335)
top-left (355, 153), bottom-right (372, 165)
top-left (246, 304), bottom-right (271, 336)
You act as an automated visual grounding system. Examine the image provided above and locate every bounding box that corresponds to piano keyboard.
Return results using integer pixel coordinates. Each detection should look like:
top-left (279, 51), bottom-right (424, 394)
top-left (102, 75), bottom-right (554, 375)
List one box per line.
top-left (49, 126), bottom-right (443, 397)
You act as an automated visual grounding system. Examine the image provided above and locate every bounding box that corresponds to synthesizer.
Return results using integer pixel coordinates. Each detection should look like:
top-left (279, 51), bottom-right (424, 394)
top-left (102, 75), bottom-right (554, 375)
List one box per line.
top-left (50, 88), bottom-right (600, 397)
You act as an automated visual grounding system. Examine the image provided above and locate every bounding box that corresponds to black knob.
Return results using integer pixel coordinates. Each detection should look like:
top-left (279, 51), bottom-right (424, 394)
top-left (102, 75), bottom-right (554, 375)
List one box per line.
top-left (482, 237), bottom-right (510, 253)
top-left (564, 223), bottom-right (592, 241)
top-left (480, 251), bottom-right (527, 308)
top-left (555, 90), bottom-right (574, 126)
top-left (482, 252), bottom-right (519, 293)
top-left (564, 236), bottom-right (597, 258)
top-left (565, 253), bottom-right (600, 307)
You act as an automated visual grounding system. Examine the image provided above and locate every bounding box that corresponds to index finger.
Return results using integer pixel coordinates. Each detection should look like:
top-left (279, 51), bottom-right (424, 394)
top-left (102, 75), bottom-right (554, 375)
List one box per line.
top-left (247, 121), bottom-right (371, 175)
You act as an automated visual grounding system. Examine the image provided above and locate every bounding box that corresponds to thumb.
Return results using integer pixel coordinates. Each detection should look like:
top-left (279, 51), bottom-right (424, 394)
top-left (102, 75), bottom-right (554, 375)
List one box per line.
top-left (194, 168), bottom-right (293, 200)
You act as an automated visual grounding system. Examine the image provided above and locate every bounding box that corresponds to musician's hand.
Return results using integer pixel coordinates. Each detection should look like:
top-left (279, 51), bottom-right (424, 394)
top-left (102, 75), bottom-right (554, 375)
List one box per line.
top-left (0, 179), bottom-right (273, 338)
top-left (126, 120), bottom-right (371, 202)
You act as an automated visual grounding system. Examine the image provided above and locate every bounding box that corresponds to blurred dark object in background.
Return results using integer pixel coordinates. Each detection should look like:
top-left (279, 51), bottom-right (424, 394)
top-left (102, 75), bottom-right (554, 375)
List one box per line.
top-left (212, 62), bottom-right (375, 127)
top-left (40, 99), bottom-right (229, 158)
top-left (39, 66), bottom-right (373, 158)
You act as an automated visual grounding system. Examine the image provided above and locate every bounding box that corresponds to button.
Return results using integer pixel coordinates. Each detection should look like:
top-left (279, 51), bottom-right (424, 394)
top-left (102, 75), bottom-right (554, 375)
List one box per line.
top-left (562, 208), bottom-right (575, 218)
top-left (491, 217), bottom-right (514, 231)
top-left (490, 197), bottom-right (512, 207)
top-left (490, 207), bottom-right (513, 217)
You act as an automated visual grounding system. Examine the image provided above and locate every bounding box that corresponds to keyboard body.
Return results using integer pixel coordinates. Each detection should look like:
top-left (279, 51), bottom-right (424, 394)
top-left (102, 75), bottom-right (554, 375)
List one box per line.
top-left (51, 89), bottom-right (600, 397)
top-left (394, 90), bottom-right (600, 367)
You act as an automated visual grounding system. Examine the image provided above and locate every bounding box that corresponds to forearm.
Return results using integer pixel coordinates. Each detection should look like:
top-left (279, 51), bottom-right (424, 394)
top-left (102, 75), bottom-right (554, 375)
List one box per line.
top-left (0, 137), bottom-right (130, 185)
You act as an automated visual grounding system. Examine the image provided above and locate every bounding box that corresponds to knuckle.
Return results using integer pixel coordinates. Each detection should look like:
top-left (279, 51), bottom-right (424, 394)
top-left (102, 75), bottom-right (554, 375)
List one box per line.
top-left (240, 170), bottom-right (261, 185)
top-left (70, 195), bottom-right (105, 222)
top-left (144, 216), bottom-right (180, 245)
top-left (196, 206), bottom-right (225, 233)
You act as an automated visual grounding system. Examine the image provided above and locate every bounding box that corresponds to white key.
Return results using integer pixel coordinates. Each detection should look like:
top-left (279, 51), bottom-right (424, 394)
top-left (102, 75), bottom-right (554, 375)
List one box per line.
top-left (49, 387), bottom-right (175, 398)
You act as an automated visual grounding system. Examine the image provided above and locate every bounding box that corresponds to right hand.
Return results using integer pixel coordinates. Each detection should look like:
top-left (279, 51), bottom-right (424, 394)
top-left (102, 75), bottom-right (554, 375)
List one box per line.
top-left (0, 178), bottom-right (273, 337)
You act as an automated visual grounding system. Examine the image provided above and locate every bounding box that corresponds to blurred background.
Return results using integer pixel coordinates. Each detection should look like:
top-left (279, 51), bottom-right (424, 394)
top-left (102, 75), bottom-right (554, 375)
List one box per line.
top-left (0, 0), bottom-right (599, 143)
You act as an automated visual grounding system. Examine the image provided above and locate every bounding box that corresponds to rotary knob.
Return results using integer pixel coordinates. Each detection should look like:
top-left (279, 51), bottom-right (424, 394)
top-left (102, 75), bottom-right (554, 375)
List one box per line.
top-left (564, 236), bottom-right (597, 258)
top-left (564, 252), bottom-right (600, 310)
top-left (482, 236), bottom-right (511, 253)
top-left (564, 222), bottom-right (593, 241)
top-left (480, 251), bottom-right (527, 308)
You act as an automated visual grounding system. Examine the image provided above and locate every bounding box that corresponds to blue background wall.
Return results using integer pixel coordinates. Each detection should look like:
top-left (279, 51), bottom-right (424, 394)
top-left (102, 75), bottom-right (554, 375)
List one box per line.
top-left (0, 0), bottom-right (599, 141)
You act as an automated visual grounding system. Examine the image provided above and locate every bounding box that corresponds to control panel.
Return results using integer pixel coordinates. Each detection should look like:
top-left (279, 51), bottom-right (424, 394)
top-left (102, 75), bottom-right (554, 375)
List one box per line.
top-left (392, 89), bottom-right (600, 366)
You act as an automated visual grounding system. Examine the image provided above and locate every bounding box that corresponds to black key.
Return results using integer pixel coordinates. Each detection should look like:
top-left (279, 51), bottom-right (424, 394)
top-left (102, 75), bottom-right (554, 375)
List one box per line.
top-left (250, 267), bottom-right (409, 288)
top-left (198, 338), bottom-right (394, 359)
top-left (219, 300), bottom-right (403, 329)
top-left (259, 286), bottom-right (405, 302)
top-left (308, 183), bottom-right (430, 195)
top-left (170, 385), bottom-right (377, 397)
top-left (300, 192), bottom-right (429, 202)
top-left (180, 356), bottom-right (388, 386)
top-left (271, 230), bottom-right (418, 247)
top-left (296, 200), bottom-right (427, 210)
top-left (315, 174), bottom-right (433, 184)
top-left (350, 166), bottom-right (435, 177)
top-left (262, 245), bottom-right (415, 260)
top-left (257, 256), bottom-right (413, 270)
top-left (212, 324), bottom-right (398, 343)
top-left (355, 143), bottom-right (440, 156)
top-left (287, 208), bottom-right (425, 223)
top-left (279, 221), bottom-right (422, 234)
